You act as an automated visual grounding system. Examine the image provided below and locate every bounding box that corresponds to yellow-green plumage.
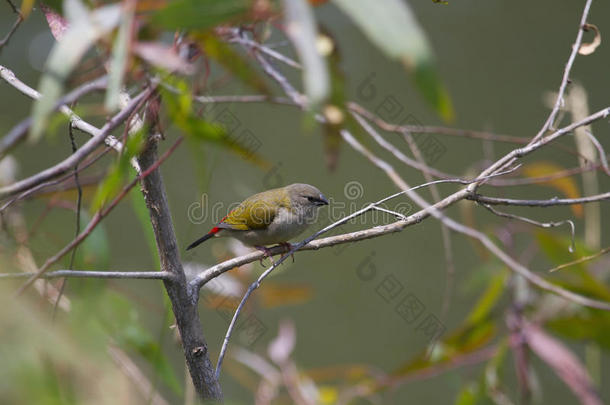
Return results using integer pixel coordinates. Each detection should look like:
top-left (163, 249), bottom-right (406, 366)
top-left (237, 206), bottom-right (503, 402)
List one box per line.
top-left (219, 188), bottom-right (291, 231)
top-left (186, 183), bottom-right (328, 250)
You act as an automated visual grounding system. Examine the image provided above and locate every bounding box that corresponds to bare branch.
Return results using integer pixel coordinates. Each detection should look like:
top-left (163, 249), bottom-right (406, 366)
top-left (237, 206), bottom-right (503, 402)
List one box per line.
top-left (0, 270), bottom-right (174, 280)
top-left (0, 0), bottom-right (23, 51)
top-left (468, 192), bottom-right (610, 207)
top-left (479, 203), bottom-right (576, 252)
top-left (548, 246), bottom-right (610, 273)
top-left (531, 0), bottom-right (594, 142)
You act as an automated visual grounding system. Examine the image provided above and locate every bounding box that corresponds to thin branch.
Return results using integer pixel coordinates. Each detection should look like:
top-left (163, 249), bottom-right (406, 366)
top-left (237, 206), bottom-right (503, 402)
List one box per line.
top-left (348, 102), bottom-right (530, 145)
top-left (219, 26), bottom-right (302, 69)
top-left (584, 130), bottom-right (610, 176)
top-left (349, 101), bottom-right (592, 164)
top-left (0, 148), bottom-right (109, 213)
top-left (350, 111), bottom-right (454, 179)
top-left (52, 123), bottom-right (85, 318)
top-left (0, 270), bottom-right (174, 280)
top-left (479, 203), bottom-right (576, 253)
top-left (531, 0), bottom-right (594, 143)
top-left (548, 246), bottom-right (610, 273)
top-left (0, 0), bottom-right (23, 51)
top-left (468, 192), bottom-right (610, 206)
top-left (468, 105), bottom-right (610, 192)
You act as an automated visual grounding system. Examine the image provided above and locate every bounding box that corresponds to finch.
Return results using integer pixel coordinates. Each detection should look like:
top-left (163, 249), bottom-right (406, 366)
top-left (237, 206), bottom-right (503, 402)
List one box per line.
top-left (187, 183), bottom-right (329, 251)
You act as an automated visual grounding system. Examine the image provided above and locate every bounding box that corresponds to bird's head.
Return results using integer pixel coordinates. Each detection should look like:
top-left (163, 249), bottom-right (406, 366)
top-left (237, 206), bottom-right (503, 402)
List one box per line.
top-left (285, 183), bottom-right (329, 221)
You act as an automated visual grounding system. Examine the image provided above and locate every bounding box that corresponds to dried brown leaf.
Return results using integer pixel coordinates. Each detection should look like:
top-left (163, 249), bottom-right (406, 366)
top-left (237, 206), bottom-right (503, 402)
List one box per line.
top-left (578, 24), bottom-right (601, 56)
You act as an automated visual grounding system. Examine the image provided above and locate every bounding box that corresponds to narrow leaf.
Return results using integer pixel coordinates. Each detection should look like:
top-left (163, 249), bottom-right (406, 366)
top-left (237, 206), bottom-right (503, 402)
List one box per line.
top-left (524, 322), bottom-right (602, 405)
top-left (153, 0), bottom-right (250, 30)
top-left (31, 2), bottom-right (122, 141)
top-left (105, 4), bottom-right (134, 111)
top-left (283, 0), bottom-right (329, 107)
top-left (332, 0), bottom-right (454, 121)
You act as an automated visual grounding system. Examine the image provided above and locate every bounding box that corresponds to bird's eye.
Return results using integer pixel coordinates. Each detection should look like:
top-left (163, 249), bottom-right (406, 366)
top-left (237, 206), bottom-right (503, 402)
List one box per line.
top-left (306, 196), bottom-right (316, 202)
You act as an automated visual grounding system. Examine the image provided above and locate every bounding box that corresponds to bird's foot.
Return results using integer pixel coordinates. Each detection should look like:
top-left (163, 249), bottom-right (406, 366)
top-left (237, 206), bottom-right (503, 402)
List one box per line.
top-left (254, 246), bottom-right (276, 267)
top-left (278, 242), bottom-right (295, 263)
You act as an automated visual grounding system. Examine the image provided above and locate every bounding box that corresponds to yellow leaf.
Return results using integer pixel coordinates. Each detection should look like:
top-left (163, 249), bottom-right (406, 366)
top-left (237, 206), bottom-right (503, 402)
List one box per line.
top-left (318, 386), bottom-right (339, 404)
top-left (259, 283), bottom-right (313, 308)
top-left (522, 162), bottom-right (583, 217)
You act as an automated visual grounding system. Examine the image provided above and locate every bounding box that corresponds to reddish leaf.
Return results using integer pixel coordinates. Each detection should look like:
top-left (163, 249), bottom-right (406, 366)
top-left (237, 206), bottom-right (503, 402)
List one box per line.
top-left (134, 42), bottom-right (195, 75)
top-left (523, 322), bottom-right (602, 405)
top-left (40, 3), bottom-right (69, 41)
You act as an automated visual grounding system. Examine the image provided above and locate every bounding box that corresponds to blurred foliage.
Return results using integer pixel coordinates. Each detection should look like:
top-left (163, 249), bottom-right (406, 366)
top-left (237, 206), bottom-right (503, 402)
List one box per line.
top-left (2, 0), bottom-right (609, 403)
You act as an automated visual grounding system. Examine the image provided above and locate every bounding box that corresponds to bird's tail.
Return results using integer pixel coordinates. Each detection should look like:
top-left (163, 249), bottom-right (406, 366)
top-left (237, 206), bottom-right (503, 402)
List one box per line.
top-left (186, 227), bottom-right (221, 251)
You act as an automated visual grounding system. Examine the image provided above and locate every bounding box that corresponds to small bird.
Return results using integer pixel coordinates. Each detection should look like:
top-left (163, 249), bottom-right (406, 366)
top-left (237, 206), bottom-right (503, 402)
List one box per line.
top-left (186, 183), bottom-right (329, 253)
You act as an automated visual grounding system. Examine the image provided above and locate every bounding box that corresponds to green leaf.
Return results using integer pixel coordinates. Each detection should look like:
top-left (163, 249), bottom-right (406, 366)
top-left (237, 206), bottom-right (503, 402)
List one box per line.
top-left (548, 311), bottom-right (610, 350)
top-left (537, 231), bottom-right (610, 301)
top-left (105, 4), bottom-right (134, 111)
top-left (119, 324), bottom-right (183, 395)
top-left (152, 0), bottom-right (250, 30)
top-left (197, 34), bottom-right (270, 95)
top-left (466, 270), bottom-right (507, 325)
top-left (130, 191), bottom-right (160, 268)
top-left (454, 382), bottom-right (480, 405)
top-left (90, 129), bottom-right (145, 212)
top-left (332, 0), bottom-right (454, 121)
top-left (283, 0), bottom-right (329, 107)
top-left (66, 211), bottom-right (110, 272)
top-left (161, 78), bottom-right (269, 166)
top-left (31, 1), bottom-right (122, 141)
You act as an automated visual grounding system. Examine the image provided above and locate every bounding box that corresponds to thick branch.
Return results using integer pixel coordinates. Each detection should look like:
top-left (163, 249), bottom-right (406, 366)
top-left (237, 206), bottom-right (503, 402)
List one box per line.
top-left (137, 137), bottom-right (222, 401)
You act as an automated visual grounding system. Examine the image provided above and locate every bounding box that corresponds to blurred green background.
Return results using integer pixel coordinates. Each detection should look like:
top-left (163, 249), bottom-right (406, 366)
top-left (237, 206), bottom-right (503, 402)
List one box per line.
top-left (1, 0), bottom-right (610, 404)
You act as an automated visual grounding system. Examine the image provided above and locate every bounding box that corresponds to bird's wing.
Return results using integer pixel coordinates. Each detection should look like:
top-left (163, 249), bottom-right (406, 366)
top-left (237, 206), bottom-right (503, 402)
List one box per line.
top-left (217, 191), bottom-right (288, 231)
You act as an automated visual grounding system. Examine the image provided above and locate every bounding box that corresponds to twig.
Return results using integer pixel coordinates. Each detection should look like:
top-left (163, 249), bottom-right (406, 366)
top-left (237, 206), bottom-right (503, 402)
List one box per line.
top-left (548, 246), bottom-right (610, 273)
top-left (479, 203), bottom-right (576, 253)
top-left (531, 0), bottom-right (594, 143)
top-left (52, 123), bottom-right (84, 319)
top-left (0, 0), bottom-right (23, 51)
top-left (0, 147), bottom-right (110, 213)
top-left (584, 130), bottom-right (610, 176)
top-left (220, 27), bottom-right (302, 69)
top-left (468, 105), bottom-right (610, 192)
top-left (468, 192), bottom-right (610, 206)
top-left (0, 270), bottom-right (174, 280)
